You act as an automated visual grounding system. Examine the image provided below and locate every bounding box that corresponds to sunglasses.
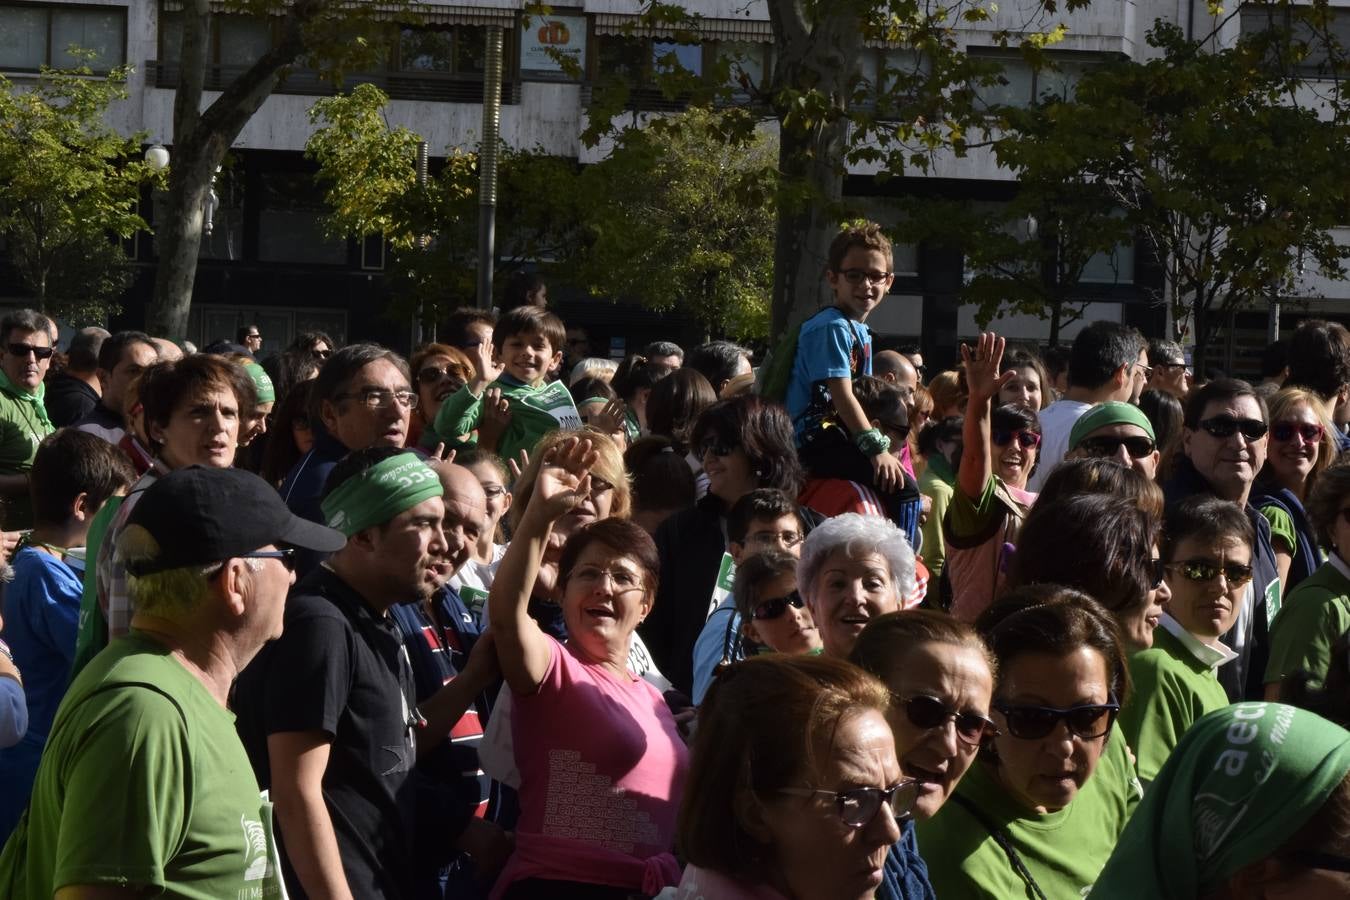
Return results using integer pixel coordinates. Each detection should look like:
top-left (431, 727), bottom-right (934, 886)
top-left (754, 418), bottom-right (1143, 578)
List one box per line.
top-left (1270, 421), bottom-right (1325, 443)
top-left (417, 365), bottom-right (464, 385)
top-left (240, 547), bottom-right (297, 572)
top-left (880, 420), bottom-right (911, 440)
top-left (1150, 557), bottom-right (1167, 590)
top-left (700, 437), bottom-right (736, 457)
top-left (1167, 559), bottom-right (1254, 587)
top-left (7, 343), bottom-right (53, 360)
top-left (751, 590), bottom-right (806, 621)
top-left (901, 694), bottom-right (999, 746)
top-left (991, 429), bottom-right (1042, 449)
top-left (779, 780), bottom-right (919, 827)
top-left (1077, 435), bottom-right (1156, 459)
top-left (1197, 416), bottom-right (1268, 441)
top-left (995, 698), bottom-right (1120, 741)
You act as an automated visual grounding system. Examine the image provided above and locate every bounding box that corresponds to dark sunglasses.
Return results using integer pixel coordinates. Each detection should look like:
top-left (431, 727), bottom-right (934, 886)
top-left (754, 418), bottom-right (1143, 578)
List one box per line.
top-left (241, 548), bottom-right (298, 572)
top-left (995, 698), bottom-right (1120, 741)
top-left (751, 590), bottom-right (806, 621)
top-left (1150, 557), bottom-right (1167, 590)
top-left (1077, 435), bottom-right (1156, 459)
top-left (901, 694), bottom-right (999, 746)
top-left (700, 436), bottom-right (736, 457)
top-left (1197, 416), bottom-right (1268, 440)
top-left (991, 429), bottom-right (1042, 449)
top-left (880, 420), bottom-right (911, 440)
top-left (1167, 559), bottom-right (1254, 587)
top-left (417, 365), bottom-right (464, 385)
top-left (779, 780), bottom-right (919, 827)
top-left (1270, 421), bottom-right (1325, 443)
top-left (7, 343), bottom-right (53, 360)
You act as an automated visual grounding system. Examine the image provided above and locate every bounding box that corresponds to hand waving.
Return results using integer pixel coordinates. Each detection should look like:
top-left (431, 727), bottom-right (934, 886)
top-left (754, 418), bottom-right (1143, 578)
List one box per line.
top-left (960, 332), bottom-right (1014, 406)
top-left (471, 339), bottom-right (504, 389)
top-left (528, 437), bottom-right (599, 523)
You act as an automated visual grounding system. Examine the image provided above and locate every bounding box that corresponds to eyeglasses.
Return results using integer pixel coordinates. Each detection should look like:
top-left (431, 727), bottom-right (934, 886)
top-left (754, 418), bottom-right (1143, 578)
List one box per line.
top-left (314, 348), bottom-right (332, 359)
top-left (1196, 416), bottom-right (1267, 441)
top-left (1167, 559), bottom-right (1254, 587)
top-left (900, 694), bottom-right (999, 746)
top-left (1270, 421), bottom-right (1325, 444)
top-left (1077, 435), bottom-right (1156, 459)
top-left (568, 564), bottom-right (644, 591)
top-left (1135, 363), bottom-right (1153, 378)
top-left (1155, 361), bottom-right (1190, 373)
top-left (587, 476), bottom-right (614, 499)
top-left (700, 437), bottom-right (736, 457)
top-left (1150, 557), bottom-right (1167, 589)
top-left (417, 366), bottom-right (465, 385)
top-left (991, 429), bottom-right (1042, 449)
top-left (751, 590), bottom-right (806, 621)
top-left (482, 484), bottom-right (508, 500)
top-left (880, 420), bottom-right (911, 441)
top-left (995, 698), bottom-right (1120, 741)
top-left (336, 389), bottom-right (418, 410)
top-left (835, 268), bottom-right (894, 286)
top-left (779, 780), bottom-right (919, 827)
top-left (7, 343), bottom-right (53, 360)
top-left (240, 548), bottom-right (297, 572)
top-left (746, 530), bottom-right (805, 549)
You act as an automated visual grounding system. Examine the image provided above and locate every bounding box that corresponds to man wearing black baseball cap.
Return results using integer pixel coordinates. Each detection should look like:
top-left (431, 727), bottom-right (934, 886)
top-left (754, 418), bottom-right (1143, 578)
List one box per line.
top-left (0, 467), bottom-right (344, 899)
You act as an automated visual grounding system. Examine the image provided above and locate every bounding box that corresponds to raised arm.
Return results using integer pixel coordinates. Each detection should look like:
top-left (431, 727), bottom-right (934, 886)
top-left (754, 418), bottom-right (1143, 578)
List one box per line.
top-left (487, 437), bottom-right (599, 694)
top-left (957, 332), bottom-right (1014, 500)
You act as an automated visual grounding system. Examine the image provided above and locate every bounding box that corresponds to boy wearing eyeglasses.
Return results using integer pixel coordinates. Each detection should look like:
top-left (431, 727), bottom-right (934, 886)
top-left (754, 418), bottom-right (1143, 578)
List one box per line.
top-left (1119, 495), bottom-right (1253, 786)
top-left (786, 222), bottom-right (904, 495)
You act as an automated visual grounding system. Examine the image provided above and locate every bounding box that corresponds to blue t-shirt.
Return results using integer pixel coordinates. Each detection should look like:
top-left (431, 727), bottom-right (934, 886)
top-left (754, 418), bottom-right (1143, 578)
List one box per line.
top-left (691, 596), bottom-right (742, 705)
top-left (786, 307), bottom-right (872, 440)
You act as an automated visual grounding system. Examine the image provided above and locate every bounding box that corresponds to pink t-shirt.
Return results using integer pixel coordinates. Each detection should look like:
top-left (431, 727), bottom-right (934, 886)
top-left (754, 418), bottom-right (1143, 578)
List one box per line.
top-left (496, 636), bottom-right (689, 894)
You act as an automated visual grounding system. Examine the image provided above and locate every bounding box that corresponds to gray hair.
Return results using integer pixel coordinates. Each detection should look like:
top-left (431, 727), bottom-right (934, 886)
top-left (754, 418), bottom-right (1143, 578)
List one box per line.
top-left (797, 513), bottom-right (916, 605)
top-left (569, 357), bottom-right (618, 385)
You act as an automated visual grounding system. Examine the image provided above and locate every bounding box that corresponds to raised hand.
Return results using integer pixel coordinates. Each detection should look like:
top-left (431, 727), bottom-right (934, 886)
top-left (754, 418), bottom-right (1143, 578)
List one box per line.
top-left (960, 331), bottom-right (1013, 406)
top-left (507, 447), bottom-right (530, 482)
top-left (478, 386), bottom-right (512, 452)
top-left (528, 437), bottom-right (598, 523)
top-left (589, 398), bottom-right (628, 437)
top-left (471, 338), bottom-right (504, 391)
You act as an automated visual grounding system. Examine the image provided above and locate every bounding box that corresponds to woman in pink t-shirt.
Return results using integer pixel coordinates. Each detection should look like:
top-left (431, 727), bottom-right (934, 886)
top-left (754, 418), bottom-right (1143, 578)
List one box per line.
top-left (489, 435), bottom-right (689, 899)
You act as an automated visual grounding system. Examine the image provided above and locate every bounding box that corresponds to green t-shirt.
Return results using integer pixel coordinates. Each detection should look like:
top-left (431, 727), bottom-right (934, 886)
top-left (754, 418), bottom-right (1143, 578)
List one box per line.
top-left (70, 494), bottom-right (122, 681)
top-left (917, 723), bottom-right (1142, 899)
top-left (1258, 503), bottom-right (1298, 557)
top-left (1264, 559), bottom-right (1350, 689)
top-left (0, 378), bottom-right (53, 530)
top-left (0, 633), bottom-right (283, 899)
top-left (917, 456), bottom-right (955, 578)
top-left (431, 376), bottom-right (581, 468)
top-left (1120, 623), bottom-right (1232, 785)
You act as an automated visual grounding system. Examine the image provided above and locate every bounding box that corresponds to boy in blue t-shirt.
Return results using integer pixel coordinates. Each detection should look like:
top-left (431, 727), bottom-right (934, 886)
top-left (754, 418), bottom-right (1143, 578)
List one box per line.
top-left (787, 222), bottom-right (905, 493)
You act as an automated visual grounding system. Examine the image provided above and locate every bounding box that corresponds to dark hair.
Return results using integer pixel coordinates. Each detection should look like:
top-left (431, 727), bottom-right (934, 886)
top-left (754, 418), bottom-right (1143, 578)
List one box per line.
top-left (30, 428), bottom-right (135, 526)
top-left (1036, 458), bottom-right (1165, 520)
top-left (991, 402), bottom-right (1040, 436)
top-left (260, 380), bottom-right (314, 486)
top-left (977, 584), bottom-right (1130, 706)
top-left (1042, 345), bottom-right (1070, 380)
top-left (853, 375), bottom-right (907, 425)
top-left (321, 445), bottom-right (406, 501)
top-left (569, 376), bottom-right (617, 406)
top-left (501, 271), bottom-right (546, 311)
top-left (643, 341), bottom-right (684, 362)
top-left (492, 306), bottom-right (565, 356)
top-left (1138, 388), bottom-right (1184, 458)
top-left (1286, 319), bottom-right (1350, 400)
top-left (289, 331), bottom-right (335, 355)
top-left (308, 343), bottom-right (410, 425)
top-left (1162, 495), bottom-right (1254, 562)
top-left (917, 415), bottom-right (963, 457)
top-left (139, 356), bottom-right (257, 447)
top-left (1262, 338), bottom-right (1289, 379)
top-left (691, 396), bottom-right (804, 499)
top-left (236, 324), bottom-right (259, 344)
top-left (625, 436), bottom-right (695, 514)
top-left (1306, 462), bottom-right (1350, 549)
top-left (685, 341), bottom-right (751, 395)
top-left (66, 328), bottom-right (108, 372)
top-left (1183, 377), bottom-right (1267, 429)
top-left (827, 221), bottom-right (892, 272)
top-left (1007, 493), bottom-right (1160, 623)
top-left (851, 609), bottom-right (997, 685)
top-left (1000, 347), bottom-right (1051, 409)
top-left (727, 488), bottom-right (801, 545)
top-left (0, 309), bottom-right (51, 346)
top-left (559, 518), bottom-right (660, 595)
top-left (96, 331), bottom-right (156, 374)
top-left (1067, 321), bottom-right (1145, 390)
top-left (612, 354), bottom-right (673, 404)
top-left (261, 348), bottom-right (321, 408)
top-left (678, 655), bottom-right (891, 877)
top-left (443, 308), bottom-right (497, 350)
top-left (732, 549), bottom-right (798, 624)
top-left (647, 368), bottom-right (717, 452)
top-left (1147, 338), bottom-right (1185, 367)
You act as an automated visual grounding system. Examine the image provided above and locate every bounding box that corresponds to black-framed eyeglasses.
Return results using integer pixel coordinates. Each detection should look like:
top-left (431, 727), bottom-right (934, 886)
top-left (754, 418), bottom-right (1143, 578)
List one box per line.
top-left (779, 780), bottom-right (919, 827)
top-left (700, 436), bottom-right (736, 457)
top-left (240, 548), bottom-right (297, 572)
top-left (991, 429), bottom-right (1042, 449)
top-left (900, 694), bottom-right (999, 746)
top-left (835, 268), bottom-right (894, 286)
top-left (7, 342), bottom-right (53, 360)
top-left (1270, 421), bottom-right (1325, 444)
top-left (1156, 360), bottom-right (1190, 373)
top-left (995, 698), bottom-right (1120, 741)
top-left (1167, 558), bottom-right (1253, 587)
top-left (880, 420), bottom-right (911, 441)
top-left (336, 388), bottom-right (418, 410)
top-left (1197, 416), bottom-right (1267, 441)
top-left (1077, 435), bottom-right (1156, 459)
top-left (314, 348), bottom-right (332, 359)
top-left (751, 590), bottom-right (806, 621)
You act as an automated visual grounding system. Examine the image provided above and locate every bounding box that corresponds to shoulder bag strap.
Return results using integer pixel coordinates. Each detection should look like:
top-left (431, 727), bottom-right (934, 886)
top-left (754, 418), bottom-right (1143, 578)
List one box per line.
top-left (949, 792), bottom-right (1049, 900)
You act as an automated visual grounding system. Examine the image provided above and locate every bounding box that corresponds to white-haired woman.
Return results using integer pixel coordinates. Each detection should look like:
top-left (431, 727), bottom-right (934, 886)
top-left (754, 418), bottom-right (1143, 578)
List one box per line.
top-left (799, 513), bottom-right (917, 660)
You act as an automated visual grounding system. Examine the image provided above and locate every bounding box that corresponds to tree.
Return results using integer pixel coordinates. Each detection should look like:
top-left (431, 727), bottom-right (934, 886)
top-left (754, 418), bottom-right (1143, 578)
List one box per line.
top-left (147, 0), bottom-right (412, 339)
top-left (0, 63), bottom-right (152, 323)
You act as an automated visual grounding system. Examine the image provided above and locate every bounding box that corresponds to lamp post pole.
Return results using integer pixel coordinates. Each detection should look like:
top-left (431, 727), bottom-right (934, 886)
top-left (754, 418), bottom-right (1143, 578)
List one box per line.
top-left (477, 25), bottom-right (504, 310)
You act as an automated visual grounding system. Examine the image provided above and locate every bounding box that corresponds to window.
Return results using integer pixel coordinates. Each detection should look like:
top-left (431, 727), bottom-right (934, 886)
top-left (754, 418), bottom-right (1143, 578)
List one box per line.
top-left (0, 3), bottom-right (126, 72)
top-left (653, 40), bottom-right (702, 77)
top-left (971, 54), bottom-right (1099, 109)
top-left (218, 16), bottom-right (270, 67)
top-left (257, 173), bottom-right (347, 266)
top-left (714, 41), bottom-right (767, 94)
top-left (396, 25), bottom-right (486, 74)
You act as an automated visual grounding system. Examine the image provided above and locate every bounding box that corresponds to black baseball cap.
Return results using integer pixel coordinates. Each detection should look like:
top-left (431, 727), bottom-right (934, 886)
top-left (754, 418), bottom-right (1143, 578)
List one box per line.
top-left (124, 467), bottom-right (346, 576)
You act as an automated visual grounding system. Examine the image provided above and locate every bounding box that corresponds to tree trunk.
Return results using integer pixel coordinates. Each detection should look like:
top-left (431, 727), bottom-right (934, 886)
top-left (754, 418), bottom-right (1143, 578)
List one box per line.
top-left (148, 150), bottom-right (221, 337)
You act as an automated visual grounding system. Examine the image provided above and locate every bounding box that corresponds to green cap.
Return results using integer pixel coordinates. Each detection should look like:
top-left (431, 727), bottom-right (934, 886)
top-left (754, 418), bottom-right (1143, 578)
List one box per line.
top-left (243, 362), bottom-right (276, 404)
top-left (1069, 401), bottom-right (1155, 451)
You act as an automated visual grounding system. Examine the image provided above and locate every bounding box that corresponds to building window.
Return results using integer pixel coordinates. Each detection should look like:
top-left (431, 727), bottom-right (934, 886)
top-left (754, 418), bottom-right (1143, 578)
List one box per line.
top-left (257, 173), bottom-right (348, 266)
top-left (971, 54), bottom-right (1099, 110)
top-left (395, 25), bottom-right (487, 74)
top-left (0, 3), bottom-right (126, 72)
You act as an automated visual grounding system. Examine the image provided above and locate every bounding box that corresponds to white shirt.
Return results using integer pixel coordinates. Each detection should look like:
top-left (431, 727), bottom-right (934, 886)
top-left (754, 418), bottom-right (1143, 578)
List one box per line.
top-left (1027, 399), bottom-right (1094, 492)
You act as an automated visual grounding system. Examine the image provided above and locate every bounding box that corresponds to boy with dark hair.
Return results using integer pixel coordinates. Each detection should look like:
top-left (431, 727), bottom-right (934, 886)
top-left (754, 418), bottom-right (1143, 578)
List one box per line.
top-left (0, 429), bottom-right (135, 840)
top-left (786, 222), bottom-right (903, 495)
top-left (434, 306), bottom-right (581, 465)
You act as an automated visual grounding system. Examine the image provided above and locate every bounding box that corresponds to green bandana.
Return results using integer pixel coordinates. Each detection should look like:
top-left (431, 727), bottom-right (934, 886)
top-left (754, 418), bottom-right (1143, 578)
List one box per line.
top-left (243, 362), bottom-right (276, 404)
top-left (1090, 702), bottom-right (1350, 899)
top-left (0, 369), bottom-right (52, 430)
top-left (1069, 400), bottom-right (1155, 450)
top-left (320, 452), bottom-right (443, 537)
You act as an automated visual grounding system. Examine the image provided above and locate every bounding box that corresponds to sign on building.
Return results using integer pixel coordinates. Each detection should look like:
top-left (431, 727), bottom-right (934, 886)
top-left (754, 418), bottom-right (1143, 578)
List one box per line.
top-left (520, 14), bottom-right (587, 80)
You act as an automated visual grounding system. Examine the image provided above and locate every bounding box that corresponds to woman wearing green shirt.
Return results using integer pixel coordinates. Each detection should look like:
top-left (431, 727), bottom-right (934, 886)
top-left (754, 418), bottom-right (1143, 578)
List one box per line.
top-left (1121, 496), bottom-right (1251, 786)
top-left (918, 587), bottom-right (1142, 899)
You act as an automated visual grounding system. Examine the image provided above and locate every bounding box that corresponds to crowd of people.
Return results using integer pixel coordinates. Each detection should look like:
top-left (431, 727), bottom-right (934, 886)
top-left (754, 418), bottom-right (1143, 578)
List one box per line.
top-left (0, 221), bottom-right (1348, 899)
